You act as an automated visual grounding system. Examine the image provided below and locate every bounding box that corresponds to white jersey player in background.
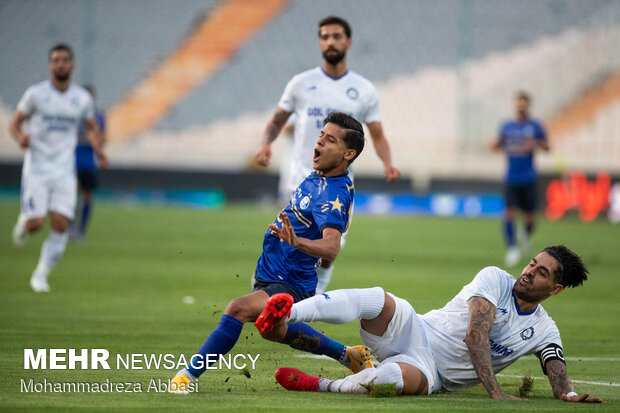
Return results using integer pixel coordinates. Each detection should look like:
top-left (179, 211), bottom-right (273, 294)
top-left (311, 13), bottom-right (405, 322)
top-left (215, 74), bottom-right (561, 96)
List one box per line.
top-left (255, 16), bottom-right (401, 293)
top-left (10, 43), bottom-right (108, 292)
top-left (259, 245), bottom-right (601, 403)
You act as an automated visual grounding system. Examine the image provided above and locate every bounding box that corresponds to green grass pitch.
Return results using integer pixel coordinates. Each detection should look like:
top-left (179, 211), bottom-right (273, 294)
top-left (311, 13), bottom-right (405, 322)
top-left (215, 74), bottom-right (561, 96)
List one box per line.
top-left (0, 199), bottom-right (618, 411)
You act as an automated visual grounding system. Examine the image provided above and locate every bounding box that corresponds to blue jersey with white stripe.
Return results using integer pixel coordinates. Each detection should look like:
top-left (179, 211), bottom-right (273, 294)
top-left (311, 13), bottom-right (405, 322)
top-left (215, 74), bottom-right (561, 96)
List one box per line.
top-left (498, 119), bottom-right (546, 184)
top-left (256, 171), bottom-right (354, 292)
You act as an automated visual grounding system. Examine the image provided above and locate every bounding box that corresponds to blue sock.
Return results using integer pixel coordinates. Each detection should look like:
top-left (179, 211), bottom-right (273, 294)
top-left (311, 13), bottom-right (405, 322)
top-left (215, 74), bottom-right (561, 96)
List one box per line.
top-left (504, 219), bottom-right (515, 246)
top-left (282, 322), bottom-right (345, 361)
top-left (186, 314), bottom-right (244, 377)
top-left (80, 201), bottom-right (91, 234)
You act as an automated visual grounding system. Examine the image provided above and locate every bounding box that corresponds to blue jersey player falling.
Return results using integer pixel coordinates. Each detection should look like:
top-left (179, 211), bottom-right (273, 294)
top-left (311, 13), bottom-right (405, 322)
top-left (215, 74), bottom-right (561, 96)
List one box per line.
top-left (491, 91), bottom-right (549, 267)
top-left (170, 112), bottom-right (369, 393)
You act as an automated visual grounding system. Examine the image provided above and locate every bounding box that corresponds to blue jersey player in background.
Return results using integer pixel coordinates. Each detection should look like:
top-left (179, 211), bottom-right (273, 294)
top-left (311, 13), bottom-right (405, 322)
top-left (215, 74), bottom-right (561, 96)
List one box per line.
top-left (72, 85), bottom-right (106, 240)
top-left (170, 112), bottom-right (369, 393)
top-left (491, 91), bottom-right (549, 267)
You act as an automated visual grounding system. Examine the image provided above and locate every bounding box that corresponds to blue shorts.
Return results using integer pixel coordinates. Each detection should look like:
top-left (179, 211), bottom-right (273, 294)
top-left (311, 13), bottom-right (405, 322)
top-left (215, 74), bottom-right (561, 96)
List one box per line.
top-left (504, 182), bottom-right (537, 212)
top-left (253, 276), bottom-right (314, 302)
top-left (77, 170), bottom-right (98, 191)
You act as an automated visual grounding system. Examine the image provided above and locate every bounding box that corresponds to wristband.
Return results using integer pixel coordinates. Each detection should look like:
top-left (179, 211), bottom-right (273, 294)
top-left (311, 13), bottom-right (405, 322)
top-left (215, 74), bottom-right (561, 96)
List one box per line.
top-left (566, 391), bottom-right (578, 397)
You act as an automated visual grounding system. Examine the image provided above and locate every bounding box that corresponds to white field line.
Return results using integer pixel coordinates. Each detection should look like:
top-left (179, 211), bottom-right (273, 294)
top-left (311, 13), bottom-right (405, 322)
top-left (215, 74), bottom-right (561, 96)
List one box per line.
top-left (294, 355), bottom-right (620, 387)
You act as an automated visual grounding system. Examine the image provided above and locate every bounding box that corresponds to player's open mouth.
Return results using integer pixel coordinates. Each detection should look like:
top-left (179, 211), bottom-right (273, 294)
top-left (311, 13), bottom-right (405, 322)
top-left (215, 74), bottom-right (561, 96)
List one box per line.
top-left (519, 276), bottom-right (529, 286)
top-left (313, 149), bottom-right (321, 161)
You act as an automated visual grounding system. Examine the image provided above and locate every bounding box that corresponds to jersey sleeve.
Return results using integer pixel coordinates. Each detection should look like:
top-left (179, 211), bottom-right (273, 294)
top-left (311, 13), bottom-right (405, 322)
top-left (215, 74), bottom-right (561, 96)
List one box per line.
top-left (96, 110), bottom-right (106, 131)
top-left (82, 94), bottom-right (95, 120)
top-left (277, 75), bottom-right (298, 113)
top-left (460, 267), bottom-right (506, 308)
top-left (362, 84), bottom-right (381, 124)
top-left (16, 86), bottom-right (36, 116)
top-left (533, 121), bottom-right (547, 141)
top-left (312, 184), bottom-right (352, 233)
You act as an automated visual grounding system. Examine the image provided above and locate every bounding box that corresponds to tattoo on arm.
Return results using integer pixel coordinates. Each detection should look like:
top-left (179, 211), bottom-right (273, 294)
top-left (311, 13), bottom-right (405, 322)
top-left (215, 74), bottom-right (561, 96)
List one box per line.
top-left (466, 297), bottom-right (502, 397)
top-left (546, 360), bottom-right (573, 399)
top-left (263, 110), bottom-right (290, 145)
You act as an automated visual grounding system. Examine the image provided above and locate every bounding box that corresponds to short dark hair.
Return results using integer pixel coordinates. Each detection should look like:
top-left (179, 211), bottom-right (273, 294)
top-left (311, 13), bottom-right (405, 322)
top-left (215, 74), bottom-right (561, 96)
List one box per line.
top-left (543, 245), bottom-right (589, 288)
top-left (515, 90), bottom-right (531, 103)
top-left (318, 16), bottom-right (352, 38)
top-left (324, 112), bottom-right (364, 165)
top-left (49, 43), bottom-right (73, 60)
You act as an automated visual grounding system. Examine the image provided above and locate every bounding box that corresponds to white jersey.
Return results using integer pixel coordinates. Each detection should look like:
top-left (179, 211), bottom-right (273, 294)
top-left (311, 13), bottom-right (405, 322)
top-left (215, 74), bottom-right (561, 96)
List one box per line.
top-left (421, 266), bottom-right (562, 392)
top-left (278, 67), bottom-right (380, 183)
top-left (17, 80), bottom-right (94, 177)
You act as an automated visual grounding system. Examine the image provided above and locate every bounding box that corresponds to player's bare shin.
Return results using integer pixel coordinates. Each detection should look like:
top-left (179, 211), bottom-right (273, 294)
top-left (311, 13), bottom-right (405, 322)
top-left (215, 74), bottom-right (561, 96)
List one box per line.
top-left (465, 296), bottom-right (519, 399)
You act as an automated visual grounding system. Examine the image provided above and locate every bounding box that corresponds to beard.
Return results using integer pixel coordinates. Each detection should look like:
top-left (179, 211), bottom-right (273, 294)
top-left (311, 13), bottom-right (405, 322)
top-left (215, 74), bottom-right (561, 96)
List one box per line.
top-left (322, 48), bottom-right (346, 65)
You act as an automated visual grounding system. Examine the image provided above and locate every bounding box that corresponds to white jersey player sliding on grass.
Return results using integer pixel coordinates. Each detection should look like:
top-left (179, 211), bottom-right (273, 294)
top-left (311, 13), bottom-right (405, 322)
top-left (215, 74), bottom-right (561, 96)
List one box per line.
top-left (256, 245), bottom-right (602, 403)
top-left (10, 43), bottom-right (108, 292)
top-left (255, 16), bottom-right (401, 294)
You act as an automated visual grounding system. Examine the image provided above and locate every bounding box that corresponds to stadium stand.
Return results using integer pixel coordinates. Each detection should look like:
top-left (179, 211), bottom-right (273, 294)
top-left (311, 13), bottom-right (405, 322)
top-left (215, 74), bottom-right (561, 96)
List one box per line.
top-left (0, 0), bottom-right (618, 178)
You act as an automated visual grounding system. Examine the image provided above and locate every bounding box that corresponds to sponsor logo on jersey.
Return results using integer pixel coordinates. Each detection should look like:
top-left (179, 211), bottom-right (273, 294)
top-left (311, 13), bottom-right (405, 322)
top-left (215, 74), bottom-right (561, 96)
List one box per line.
top-left (307, 85), bottom-right (317, 91)
top-left (497, 308), bottom-right (508, 315)
top-left (322, 293), bottom-right (330, 300)
top-left (520, 326), bottom-right (534, 340)
top-left (300, 196), bottom-right (310, 210)
top-left (346, 87), bottom-right (359, 100)
top-left (489, 339), bottom-right (514, 356)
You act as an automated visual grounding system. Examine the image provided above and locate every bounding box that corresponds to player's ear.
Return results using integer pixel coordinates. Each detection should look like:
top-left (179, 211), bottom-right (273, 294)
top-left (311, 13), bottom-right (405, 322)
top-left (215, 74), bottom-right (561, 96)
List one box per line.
top-left (549, 283), bottom-right (564, 297)
top-left (344, 148), bottom-right (356, 162)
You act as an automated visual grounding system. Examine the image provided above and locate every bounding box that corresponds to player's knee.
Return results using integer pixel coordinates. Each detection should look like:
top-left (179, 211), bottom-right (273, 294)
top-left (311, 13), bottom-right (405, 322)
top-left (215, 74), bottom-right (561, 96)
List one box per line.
top-left (26, 218), bottom-right (45, 233)
top-left (375, 362), bottom-right (404, 395)
top-left (224, 297), bottom-right (252, 323)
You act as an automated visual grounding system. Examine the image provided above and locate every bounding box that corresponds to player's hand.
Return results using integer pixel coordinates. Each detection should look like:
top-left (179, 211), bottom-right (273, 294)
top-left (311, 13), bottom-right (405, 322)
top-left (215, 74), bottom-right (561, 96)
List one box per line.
top-left (97, 152), bottom-right (109, 169)
top-left (269, 212), bottom-right (297, 247)
top-left (384, 165), bottom-right (401, 182)
top-left (561, 392), bottom-right (602, 403)
top-left (255, 145), bottom-right (272, 167)
top-left (521, 138), bottom-right (536, 152)
top-left (490, 392), bottom-right (522, 400)
top-left (17, 134), bottom-right (30, 148)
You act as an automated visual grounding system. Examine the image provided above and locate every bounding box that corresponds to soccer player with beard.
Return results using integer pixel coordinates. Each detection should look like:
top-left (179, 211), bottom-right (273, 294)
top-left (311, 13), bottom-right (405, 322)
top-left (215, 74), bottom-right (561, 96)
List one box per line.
top-left (170, 113), bottom-right (373, 394)
top-left (258, 245), bottom-right (602, 403)
top-left (10, 44), bottom-right (108, 292)
top-left (255, 16), bottom-right (401, 294)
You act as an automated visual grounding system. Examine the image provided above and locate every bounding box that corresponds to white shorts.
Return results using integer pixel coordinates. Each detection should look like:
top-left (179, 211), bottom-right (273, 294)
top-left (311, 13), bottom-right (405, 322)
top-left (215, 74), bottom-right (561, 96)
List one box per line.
top-left (359, 293), bottom-right (442, 394)
top-left (21, 172), bottom-right (77, 220)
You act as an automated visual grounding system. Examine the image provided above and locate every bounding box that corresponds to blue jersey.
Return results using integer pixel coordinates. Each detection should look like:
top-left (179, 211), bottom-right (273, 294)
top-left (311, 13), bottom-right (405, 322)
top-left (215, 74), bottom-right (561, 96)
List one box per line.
top-left (76, 109), bottom-right (105, 172)
top-left (498, 119), bottom-right (546, 184)
top-left (256, 171), bottom-right (354, 292)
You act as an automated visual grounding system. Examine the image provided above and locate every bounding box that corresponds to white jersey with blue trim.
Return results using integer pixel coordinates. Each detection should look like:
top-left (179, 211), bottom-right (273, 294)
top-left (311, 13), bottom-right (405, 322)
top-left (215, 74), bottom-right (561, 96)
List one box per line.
top-left (17, 80), bottom-right (94, 177)
top-left (278, 67), bottom-right (380, 186)
top-left (420, 266), bottom-right (562, 392)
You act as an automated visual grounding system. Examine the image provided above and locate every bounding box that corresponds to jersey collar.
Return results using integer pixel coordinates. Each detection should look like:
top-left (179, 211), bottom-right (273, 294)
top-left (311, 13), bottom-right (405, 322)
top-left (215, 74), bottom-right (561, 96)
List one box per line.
top-left (320, 66), bottom-right (349, 81)
top-left (512, 291), bottom-right (537, 315)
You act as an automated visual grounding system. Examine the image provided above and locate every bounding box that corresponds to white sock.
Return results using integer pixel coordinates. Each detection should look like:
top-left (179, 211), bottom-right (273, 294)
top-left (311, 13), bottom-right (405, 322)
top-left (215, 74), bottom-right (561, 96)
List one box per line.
top-left (329, 362), bottom-right (403, 394)
top-left (36, 230), bottom-right (69, 273)
top-left (289, 287), bottom-right (385, 324)
top-left (315, 265), bottom-right (334, 294)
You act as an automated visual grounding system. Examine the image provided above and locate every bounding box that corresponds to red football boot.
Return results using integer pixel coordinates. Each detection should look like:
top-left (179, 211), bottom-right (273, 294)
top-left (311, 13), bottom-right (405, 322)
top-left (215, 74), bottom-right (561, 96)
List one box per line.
top-left (275, 367), bottom-right (320, 391)
top-left (255, 293), bottom-right (294, 333)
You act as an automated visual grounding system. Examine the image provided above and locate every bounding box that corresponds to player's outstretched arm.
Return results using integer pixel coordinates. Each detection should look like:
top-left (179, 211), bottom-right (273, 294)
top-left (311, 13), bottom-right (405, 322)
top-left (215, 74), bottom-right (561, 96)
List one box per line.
top-left (255, 109), bottom-right (291, 167)
top-left (269, 212), bottom-right (341, 261)
top-left (465, 296), bottom-right (521, 400)
top-left (545, 360), bottom-right (602, 403)
top-left (9, 111), bottom-right (29, 148)
top-left (366, 121), bottom-right (400, 182)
